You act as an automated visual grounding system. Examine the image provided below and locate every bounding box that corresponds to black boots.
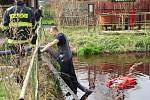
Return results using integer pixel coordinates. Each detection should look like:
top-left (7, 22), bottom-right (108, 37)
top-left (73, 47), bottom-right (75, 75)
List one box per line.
top-left (80, 88), bottom-right (93, 100)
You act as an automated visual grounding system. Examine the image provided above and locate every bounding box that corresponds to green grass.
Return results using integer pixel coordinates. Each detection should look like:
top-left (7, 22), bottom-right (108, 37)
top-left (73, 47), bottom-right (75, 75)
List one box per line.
top-left (60, 27), bottom-right (150, 56)
top-left (42, 18), bottom-right (55, 25)
top-left (0, 83), bottom-right (6, 100)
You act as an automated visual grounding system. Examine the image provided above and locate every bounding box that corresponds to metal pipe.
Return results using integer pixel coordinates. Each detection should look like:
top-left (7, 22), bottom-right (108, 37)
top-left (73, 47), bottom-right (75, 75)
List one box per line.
top-left (0, 46), bottom-right (32, 56)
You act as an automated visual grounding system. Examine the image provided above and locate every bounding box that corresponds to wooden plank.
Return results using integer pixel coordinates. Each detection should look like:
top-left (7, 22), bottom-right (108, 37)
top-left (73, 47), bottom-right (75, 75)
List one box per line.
top-left (42, 55), bottom-right (79, 100)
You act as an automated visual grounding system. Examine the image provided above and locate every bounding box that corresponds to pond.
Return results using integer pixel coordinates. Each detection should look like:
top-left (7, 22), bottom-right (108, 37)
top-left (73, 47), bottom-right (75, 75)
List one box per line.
top-left (73, 52), bottom-right (150, 100)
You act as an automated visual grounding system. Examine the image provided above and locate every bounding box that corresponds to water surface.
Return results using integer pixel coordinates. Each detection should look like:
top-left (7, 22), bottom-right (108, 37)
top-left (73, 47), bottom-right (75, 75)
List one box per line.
top-left (74, 53), bottom-right (150, 100)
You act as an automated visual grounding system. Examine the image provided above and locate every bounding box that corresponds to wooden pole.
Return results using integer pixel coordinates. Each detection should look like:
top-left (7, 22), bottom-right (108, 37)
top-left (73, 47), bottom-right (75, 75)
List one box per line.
top-left (19, 46), bottom-right (38, 100)
top-left (19, 18), bottom-right (41, 100)
top-left (144, 13), bottom-right (146, 31)
top-left (122, 14), bottom-right (124, 30)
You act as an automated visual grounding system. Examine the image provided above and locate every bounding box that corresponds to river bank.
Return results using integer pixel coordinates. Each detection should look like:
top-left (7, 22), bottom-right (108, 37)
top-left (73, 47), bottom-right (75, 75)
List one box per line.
top-left (61, 27), bottom-right (150, 56)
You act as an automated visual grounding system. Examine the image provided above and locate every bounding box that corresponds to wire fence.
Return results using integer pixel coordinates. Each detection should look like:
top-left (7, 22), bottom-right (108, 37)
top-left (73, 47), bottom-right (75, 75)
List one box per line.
top-left (43, 13), bottom-right (150, 34)
top-left (98, 12), bottom-right (150, 31)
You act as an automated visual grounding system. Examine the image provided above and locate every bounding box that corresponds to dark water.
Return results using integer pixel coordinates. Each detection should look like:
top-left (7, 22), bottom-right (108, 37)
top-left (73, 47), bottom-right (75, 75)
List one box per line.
top-left (73, 53), bottom-right (150, 100)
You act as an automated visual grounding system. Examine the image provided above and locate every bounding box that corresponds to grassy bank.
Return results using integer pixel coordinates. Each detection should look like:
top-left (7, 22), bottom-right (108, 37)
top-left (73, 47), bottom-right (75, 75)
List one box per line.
top-left (61, 27), bottom-right (150, 56)
top-left (42, 18), bottom-right (55, 25)
top-left (0, 59), bottom-right (61, 100)
top-left (0, 83), bottom-right (6, 100)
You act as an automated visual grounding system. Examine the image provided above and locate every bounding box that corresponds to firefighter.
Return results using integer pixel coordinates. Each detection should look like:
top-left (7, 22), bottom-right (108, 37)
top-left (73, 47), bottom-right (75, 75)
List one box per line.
top-left (34, 5), bottom-right (43, 31)
top-left (34, 6), bottom-right (43, 22)
top-left (41, 26), bottom-right (93, 100)
top-left (2, 0), bottom-right (36, 46)
top-left (2, 0), bottom-right (36, 83)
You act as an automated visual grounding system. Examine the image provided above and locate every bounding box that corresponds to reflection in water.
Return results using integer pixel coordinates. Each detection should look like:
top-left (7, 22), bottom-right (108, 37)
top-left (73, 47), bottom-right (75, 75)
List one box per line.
top-left (73, 53), bottom-right (150, 100)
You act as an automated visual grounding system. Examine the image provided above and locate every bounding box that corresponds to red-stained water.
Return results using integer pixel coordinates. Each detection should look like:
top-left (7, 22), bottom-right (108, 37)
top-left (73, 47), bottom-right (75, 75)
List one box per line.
top-left (74, 53), bottom-right (150, 100)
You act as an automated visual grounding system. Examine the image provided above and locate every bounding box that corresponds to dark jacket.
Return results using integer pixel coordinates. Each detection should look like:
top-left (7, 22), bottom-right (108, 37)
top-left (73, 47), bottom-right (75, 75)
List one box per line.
top-left (56, 33), bottom-right (72, 61)
top-left (2, 3), bottom-right (35, 40)
top-left (34, 9), bottom-right (43, 22)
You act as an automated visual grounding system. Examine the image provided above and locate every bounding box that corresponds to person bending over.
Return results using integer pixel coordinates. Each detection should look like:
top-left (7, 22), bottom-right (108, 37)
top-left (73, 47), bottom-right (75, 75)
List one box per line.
top-left (41, 26), bottom-right (93, 99)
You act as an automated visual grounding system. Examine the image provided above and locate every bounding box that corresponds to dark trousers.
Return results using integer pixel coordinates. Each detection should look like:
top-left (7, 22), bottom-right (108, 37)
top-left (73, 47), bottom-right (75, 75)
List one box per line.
top-left (59, 58), bottom-right (78, 94)
top-left (45, 48), bottom-right (78, 93)
top-left (45, 48), bottom-right (88, 94)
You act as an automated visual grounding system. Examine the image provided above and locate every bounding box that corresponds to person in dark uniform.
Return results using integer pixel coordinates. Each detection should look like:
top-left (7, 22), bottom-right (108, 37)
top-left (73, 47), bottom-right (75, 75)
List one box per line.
top-left (2, 0), bottom-right (35, 43)
top-left (2, 0), bottom-right (37, 55)
top-left (2, 0), bottom-right (37, 57)
top-left (34, 6), bottom-right (43, 31)
top-left (125, 15), bottom-right (129, 30)
top-left (34, 6), bottom-right (43, 22)
top-left (41, 26), bottom-right (93, 100)
top-left (2, 0), bottom-right (36, 83)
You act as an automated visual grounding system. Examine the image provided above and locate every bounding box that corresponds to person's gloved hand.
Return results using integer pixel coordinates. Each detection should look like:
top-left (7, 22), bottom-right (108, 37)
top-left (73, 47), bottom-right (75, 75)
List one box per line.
top-left (31, 34), bottom-right (37, 44)
top-left (40, 48), bottom-right (45, 53)
top-left (39, 46), bottom-right (44, 53)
